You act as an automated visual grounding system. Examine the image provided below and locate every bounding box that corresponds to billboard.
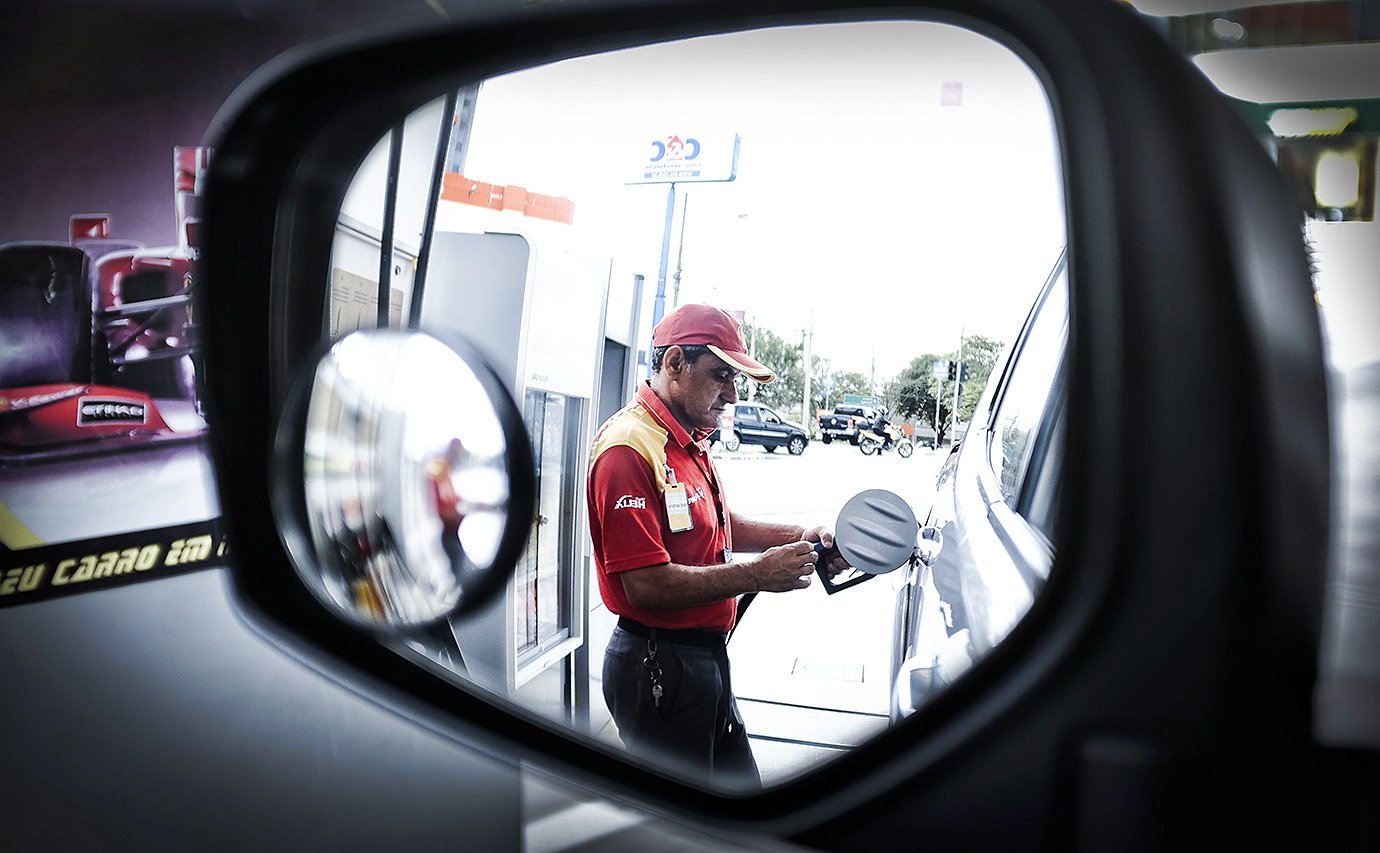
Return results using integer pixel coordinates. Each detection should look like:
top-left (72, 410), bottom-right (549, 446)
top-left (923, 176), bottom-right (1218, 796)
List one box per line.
top-left (628, 133), bottom-right (740, 184)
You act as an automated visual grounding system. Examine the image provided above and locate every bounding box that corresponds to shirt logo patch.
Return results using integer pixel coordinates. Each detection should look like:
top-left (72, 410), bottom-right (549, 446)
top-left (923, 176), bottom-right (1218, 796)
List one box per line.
top-left (613, 495), bottom-right (647, 510)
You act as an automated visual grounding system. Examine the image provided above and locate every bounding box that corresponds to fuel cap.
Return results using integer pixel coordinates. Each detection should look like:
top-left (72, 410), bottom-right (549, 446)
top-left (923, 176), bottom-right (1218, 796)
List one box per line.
top-left (835, 488), bottom-right (918, 575)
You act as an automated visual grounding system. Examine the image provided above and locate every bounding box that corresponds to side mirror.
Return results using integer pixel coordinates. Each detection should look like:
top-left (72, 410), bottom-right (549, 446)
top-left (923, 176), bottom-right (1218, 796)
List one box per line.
top-left (273, 329), bottom-right (534, 630)
top-left (195, 0), bottom-right (1331, 838)
top-left (197, 5), bottom-right (1072, 808)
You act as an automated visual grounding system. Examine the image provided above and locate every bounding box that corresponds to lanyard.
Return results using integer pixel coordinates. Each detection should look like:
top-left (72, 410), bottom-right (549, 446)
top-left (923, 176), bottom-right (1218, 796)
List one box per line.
top-left (689, 444), bottom-right (727, 528)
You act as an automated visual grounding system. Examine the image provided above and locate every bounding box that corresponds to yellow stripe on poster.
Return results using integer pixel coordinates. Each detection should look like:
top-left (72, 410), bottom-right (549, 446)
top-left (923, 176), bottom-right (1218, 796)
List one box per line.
top-left (0, 503), bottom-right (44, 549)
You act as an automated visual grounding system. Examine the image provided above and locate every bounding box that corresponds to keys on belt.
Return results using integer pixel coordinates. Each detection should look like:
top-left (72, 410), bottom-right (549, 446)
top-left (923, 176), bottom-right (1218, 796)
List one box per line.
top-left (643, 638), bottom-right (664, 708)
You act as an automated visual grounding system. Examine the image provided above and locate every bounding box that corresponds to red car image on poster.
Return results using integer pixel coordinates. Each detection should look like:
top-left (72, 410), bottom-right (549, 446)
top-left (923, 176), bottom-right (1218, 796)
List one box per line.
top-left (0, 147), bottom-right (210, 466)
top-left (0, 384), bottom-right (187, 457)
top-left (0, 145), bottom-right (220, 611)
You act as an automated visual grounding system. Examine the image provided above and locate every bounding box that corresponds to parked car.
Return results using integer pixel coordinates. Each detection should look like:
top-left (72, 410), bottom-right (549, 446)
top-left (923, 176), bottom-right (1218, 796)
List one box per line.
top-left (892, 250), bottom-right (1067, 718)
top-left (709, 401), bottom-right (809, 454)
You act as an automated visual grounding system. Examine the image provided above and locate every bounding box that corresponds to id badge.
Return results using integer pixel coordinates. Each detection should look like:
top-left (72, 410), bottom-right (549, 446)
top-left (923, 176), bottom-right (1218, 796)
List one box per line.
top-left (665, 482), bottom-right (693, 532)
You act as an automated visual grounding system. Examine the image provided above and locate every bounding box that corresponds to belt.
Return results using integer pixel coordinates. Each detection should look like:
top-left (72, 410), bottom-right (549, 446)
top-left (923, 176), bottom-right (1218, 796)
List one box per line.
top-left (617, 616), bottom-right (727, 649)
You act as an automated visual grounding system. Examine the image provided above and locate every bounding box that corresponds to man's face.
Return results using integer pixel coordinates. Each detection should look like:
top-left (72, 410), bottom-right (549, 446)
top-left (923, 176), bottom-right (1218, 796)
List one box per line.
top-left (667, 348), bottom-right (739, 432)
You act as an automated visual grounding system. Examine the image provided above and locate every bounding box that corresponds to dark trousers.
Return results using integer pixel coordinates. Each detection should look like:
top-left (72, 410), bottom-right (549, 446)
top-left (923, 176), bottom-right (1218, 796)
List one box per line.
top-left (602, 625), bottom-right (761, 789)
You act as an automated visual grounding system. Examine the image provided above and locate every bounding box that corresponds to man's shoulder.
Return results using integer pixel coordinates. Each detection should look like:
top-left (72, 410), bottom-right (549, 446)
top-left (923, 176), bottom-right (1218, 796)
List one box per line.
top-left (597, 400), bottom-right (665, 442)
top-left (592, 403), bottom-right (669, 469)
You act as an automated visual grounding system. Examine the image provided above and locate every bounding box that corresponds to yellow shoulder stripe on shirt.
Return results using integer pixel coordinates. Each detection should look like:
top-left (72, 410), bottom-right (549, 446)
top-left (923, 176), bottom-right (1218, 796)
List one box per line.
top-left (590, 403), bottom-right (670, 494)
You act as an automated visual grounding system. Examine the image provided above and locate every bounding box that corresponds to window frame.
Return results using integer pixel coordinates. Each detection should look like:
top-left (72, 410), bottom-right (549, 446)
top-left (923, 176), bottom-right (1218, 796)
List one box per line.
top-left (984, 262), bottom-right (1069, 514)
top-left (512, 389), bottom-right (584, 684)
top-left (972, 253), bottom-right (1067, 587)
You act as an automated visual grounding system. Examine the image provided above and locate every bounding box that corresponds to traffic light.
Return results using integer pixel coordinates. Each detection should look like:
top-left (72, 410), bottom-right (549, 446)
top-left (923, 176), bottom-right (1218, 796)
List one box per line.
top-left (960, 363), bottom-right (969, 382)
top-left (947, 360), bottom-right (957, 380)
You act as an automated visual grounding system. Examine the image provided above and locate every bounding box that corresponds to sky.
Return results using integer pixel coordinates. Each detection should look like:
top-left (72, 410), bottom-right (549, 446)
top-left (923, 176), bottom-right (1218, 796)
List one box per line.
top-left (461, 20), bottom-right (1066, 382)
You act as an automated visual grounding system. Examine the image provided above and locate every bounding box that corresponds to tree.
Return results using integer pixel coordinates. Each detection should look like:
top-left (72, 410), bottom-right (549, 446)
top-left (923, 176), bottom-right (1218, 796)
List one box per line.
top-left (740, 322), bottom-right (803, 419)
top-left (888, 355), bottom-right (953, 446)
top-left (828, 370), bottom-right (872, 400)
top-left (955, 334), bottom-right (1002, 424)
top-left (886, 334), bottom-right (1004, 446)
top-left (813, 368), bottom-right (871, 412)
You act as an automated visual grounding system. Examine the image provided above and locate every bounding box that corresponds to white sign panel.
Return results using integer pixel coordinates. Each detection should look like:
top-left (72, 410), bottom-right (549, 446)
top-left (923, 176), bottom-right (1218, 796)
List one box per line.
top-left (628, 133), bottom-right (740, 184)
top-left (524, 245), bottom-right (606, 398)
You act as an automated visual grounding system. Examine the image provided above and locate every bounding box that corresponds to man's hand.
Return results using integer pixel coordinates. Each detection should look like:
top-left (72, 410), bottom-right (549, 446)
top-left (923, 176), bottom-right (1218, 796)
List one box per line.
top-left (801, 525), bottom-right (851, 577)
top-left (751, 541), bottom-right (818, 592)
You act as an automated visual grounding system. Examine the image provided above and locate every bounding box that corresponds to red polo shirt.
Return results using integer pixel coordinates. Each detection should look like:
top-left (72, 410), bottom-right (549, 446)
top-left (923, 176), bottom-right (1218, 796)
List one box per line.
top-left (587, 382), bottom-right (735, 632)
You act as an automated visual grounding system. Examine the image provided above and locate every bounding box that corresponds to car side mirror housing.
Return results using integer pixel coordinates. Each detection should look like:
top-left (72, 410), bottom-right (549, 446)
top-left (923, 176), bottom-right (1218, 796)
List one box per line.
top-left (196, 0), bottom-right (1330, 838)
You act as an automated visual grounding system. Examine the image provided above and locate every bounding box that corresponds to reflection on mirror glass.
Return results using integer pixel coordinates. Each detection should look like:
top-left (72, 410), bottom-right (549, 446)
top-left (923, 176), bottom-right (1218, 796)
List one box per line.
top-left (324, 20), bottom-right (1065, 790)
top-left (296, 330), bottom-right (514, 629)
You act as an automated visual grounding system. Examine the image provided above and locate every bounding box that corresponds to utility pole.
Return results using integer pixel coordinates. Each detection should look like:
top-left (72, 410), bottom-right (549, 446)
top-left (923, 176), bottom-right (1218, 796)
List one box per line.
top-left (934, 380), bottom-right (943, 446)
top-left (951, 327), bottom-right (966, 440)
top-left (650, 182), bottom-right (677, 344)
top-left (801, 309), bottom-right (814, 427)
top-left (672, 192), bottom-right (690, 308)
top-left (747, 318), bottom-right (757, 401)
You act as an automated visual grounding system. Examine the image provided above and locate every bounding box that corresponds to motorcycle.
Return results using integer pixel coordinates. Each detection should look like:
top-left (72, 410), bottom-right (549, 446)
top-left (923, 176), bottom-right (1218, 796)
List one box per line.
top-left (858, 422), bottom-right (914, 458)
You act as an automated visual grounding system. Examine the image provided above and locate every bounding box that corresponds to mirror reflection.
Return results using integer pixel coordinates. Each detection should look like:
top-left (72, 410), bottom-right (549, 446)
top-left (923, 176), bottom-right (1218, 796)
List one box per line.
top-left (296, 329), bottom-right (516, 629)
top-left (323, 20), bottom-right (1065, 790)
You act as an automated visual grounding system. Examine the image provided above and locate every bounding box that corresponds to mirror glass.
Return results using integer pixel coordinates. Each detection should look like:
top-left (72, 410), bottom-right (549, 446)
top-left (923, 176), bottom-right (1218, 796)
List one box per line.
top-left (322, 19), bottom-right (1065, 791)
top-left (291, 329), bottom-right (522, 629)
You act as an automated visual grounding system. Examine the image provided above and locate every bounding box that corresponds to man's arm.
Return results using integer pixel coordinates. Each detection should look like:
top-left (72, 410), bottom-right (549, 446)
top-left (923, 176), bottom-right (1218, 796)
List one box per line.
top-left (728, 512), bottom-right (851, 578)
top-left (619, 541), bottom-right (819, 610)
top-left (728, 514), bottom-right (807, 553)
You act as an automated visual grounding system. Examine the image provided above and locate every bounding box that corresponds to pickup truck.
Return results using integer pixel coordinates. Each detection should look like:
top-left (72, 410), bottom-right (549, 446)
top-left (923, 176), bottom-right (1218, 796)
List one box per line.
top-left (817, 404), bottom-right (878, 445)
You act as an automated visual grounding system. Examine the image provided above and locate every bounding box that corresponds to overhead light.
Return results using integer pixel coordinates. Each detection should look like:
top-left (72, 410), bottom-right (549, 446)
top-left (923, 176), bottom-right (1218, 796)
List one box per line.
top-left (1269, 106), bottom-right (1360, 138)
top-left (1210, 18), bottom-right (1246, 43)
top-left (1314, 150), bottom-right (1362, 209)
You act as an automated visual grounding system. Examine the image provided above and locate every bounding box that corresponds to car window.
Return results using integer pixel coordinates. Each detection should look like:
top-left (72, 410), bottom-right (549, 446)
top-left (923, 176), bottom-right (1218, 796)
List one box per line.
top-left (988, 266), bottom-right (1068, 507)
top-left (1022, 398), bottom-right (1064, 540)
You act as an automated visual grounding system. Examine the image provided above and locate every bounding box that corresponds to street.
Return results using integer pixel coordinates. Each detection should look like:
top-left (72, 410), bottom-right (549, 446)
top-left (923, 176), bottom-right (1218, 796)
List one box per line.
top-left (712, 438), bottom-right (947, 781)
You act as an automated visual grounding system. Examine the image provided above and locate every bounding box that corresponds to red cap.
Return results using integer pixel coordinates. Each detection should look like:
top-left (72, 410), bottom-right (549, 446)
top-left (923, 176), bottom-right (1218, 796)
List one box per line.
top-left (652, 304), bottom-right (776, 383)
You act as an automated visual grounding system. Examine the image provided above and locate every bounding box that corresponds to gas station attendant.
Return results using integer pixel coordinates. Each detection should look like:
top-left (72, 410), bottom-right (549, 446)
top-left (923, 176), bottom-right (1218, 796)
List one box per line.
top-left (586, 303), bottom-right (849, 788)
